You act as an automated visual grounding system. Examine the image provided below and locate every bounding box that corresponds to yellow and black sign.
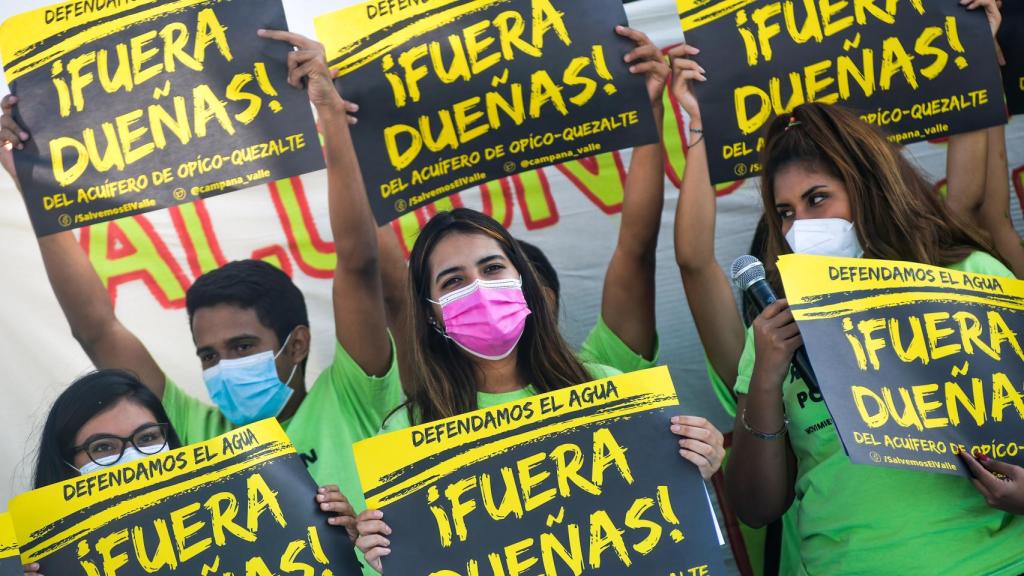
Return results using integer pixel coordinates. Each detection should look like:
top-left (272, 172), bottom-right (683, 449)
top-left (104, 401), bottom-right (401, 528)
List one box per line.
top-left (0, 0), bottom-right (324, 236)
top-left (353, 367), bottom-right (725, 575)
top-left (7, 419), bottom-right (361, 576)
top-left (0, 514), bottom-right (19, 576)
top-left (999, 1), bottom-right (1024, 116)
top-left (678, 1), bottom-right (1008, 184)
top-left (314, 0), bottom-right (659, 224)
top-left (779, 254), bottom-right (1024, 475)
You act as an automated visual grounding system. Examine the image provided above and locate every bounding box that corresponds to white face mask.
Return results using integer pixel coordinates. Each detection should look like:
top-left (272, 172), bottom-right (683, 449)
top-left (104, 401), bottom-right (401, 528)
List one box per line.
top-left (785, 218), bottom-right (863, 258)
top-left (77, 445), bottom-right (169, 475)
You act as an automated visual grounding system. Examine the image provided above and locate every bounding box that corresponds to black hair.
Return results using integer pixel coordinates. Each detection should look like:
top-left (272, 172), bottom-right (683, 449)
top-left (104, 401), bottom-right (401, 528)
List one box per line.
top-left (186, 260), bottom-right (309, 347)
top-left (516, 239), bottom-right (560, 298)
top-left (34, 370), bottom-right (182, 488)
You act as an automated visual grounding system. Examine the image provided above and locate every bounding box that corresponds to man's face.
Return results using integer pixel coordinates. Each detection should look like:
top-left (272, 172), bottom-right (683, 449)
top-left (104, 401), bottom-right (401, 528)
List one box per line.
top-left (191, 303), bottom-right (302, 387)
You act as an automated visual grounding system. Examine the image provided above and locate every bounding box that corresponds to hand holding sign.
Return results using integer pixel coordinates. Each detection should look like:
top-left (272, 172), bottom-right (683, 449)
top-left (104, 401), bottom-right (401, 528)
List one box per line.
top-left (667, 44), bottom-right (705, 124)
top-left (962, 451), bottom-right (1024, 514)
top-left (618, 26), bottom-right (670, 108)
top-left (670, 415), bottom-right (726, 480)
top-left (256, 29), bottom-right (358, 124)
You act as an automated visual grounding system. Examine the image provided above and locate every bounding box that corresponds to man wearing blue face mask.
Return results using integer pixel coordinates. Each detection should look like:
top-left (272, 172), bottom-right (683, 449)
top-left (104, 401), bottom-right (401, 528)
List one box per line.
top-left (1, 32), bottom-right (399, 575)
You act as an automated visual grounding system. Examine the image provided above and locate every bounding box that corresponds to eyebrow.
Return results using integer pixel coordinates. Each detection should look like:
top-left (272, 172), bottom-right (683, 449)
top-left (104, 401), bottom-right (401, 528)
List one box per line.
top-left (801, 185), bottom-right (827, 200)
top-left (776, 185), bottom-right (828, 208)
top-left (434, 254), bottom-right (506, 284)
top-left (195, 333), bottom-right (261, 355)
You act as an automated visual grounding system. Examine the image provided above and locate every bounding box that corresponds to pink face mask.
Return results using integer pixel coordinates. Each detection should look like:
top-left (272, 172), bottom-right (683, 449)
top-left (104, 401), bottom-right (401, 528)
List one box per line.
top-left (430, 277), bottom-right (532, 360)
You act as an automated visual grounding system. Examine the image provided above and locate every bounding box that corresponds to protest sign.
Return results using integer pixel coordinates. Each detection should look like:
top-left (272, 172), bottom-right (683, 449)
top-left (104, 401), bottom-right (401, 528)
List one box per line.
top-left (8, 419), bottom-right (361, 576)
top-left (778, 254), bottom-right (1024, 475)
top-left (315, 0), bottom-right (660, 224)
top-left (0, 514), bottom-right (19, 576)
top-left (0, 0), bottom-right (324, 236)
top-left (678, 1), bottom-right (1008, 184)
top-left (999, 0), bottom-right (1024, 116)
top-left (353, 366), bottom-right (725, 575)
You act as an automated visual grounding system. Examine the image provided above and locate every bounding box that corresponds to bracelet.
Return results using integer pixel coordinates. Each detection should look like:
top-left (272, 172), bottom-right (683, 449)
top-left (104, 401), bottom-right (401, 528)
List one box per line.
top-left (741, 408), bottom-right (788, 441)
top-left (688, 127), bottom-right (704, 147)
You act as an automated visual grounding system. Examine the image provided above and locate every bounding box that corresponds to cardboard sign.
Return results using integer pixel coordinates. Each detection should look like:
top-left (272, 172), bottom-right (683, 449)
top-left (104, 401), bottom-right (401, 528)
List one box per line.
top-left (779, 254), bottom-right (1024, 475)
top-left (353, 367), bottom-right (725, 575)
top-left (678, 0), bottom-right (1008, 183)
top-left (0, 514), bottom-right (19, 576)
top-left (315, 0), bottom-right (660, 224)
top-left (0, 0), bottom-right (324, 236)
top-left (8, 420), bottom-right (362, 575)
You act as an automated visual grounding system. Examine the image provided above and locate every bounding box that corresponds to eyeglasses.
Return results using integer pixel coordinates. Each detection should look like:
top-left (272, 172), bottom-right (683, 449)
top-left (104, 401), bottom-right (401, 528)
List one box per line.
top-left (72, 423), bottom-right (169, 467)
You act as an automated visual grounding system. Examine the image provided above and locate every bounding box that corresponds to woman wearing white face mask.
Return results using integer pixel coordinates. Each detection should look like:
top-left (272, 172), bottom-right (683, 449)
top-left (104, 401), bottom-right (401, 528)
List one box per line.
top-left (23, 370), bottom-right (359, 576)
top-left (723, 100), bottom-right (1023, 575)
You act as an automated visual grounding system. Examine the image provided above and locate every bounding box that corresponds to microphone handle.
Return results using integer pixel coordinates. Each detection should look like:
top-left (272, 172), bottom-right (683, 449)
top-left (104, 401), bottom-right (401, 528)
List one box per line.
top-left (747, 279), bottom-right (820, 391)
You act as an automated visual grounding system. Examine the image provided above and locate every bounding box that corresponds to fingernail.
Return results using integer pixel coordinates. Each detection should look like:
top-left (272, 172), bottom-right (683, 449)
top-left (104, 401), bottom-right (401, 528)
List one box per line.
top-left (977, 452), bottom-right (989, 462)
top-left (671, 416), bottom-right (680, 424)
top-left (374, 510), bottom-right (384, 519)
top-left (317, 494), bottom-right (324, 501)
top-left (671, 425), bottom-right (681, 433)
top-left (629, 65), bottom-right (636, 72)
top-left (257, 28), bottom-right (267, 34)
top-left (321, 503), bottom-right (329, 510)
top-left (699, 67), bottom-right (706, 74)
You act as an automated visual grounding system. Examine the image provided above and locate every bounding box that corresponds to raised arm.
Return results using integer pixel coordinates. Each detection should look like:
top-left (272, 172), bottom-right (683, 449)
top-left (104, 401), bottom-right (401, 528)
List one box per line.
top-left (598, 26), bottom-right (670, 359)
top-left (0, 96), bottom-right (165, 395)
top-left (668, 44), bottom-right (745, 388)
top-left (257, 30), bottom-right (391, 376)
top-left (978, 125), bottom-right (1024, 277)
top-left (377, 224), bottom-right (416, 392)
top-left (944, 128), bottom-right (988, 218)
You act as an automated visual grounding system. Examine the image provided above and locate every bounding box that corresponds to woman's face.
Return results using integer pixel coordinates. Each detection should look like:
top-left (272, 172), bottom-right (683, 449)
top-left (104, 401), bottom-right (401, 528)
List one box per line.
top-left (772, 164), bottom-right (853, 237)
top-left (426, 232), bottom-right (519, 327)
top-left (71, 399), bottom-right (161, 469)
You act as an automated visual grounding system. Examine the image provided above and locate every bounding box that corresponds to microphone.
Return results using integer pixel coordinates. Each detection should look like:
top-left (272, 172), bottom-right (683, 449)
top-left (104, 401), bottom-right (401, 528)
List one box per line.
top-left (730, 255), bottom-right (819, 391)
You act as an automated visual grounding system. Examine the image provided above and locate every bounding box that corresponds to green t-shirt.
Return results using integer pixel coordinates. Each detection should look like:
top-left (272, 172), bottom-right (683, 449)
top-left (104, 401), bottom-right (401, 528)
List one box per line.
top-left (163, 338), bottom-right (404, 576)
top-left (380, 362), bottom-right (622, 432)
top-left (733, 252), bottom-right (1024, 575)
top-left (578, 315), bottom-right (659, 373)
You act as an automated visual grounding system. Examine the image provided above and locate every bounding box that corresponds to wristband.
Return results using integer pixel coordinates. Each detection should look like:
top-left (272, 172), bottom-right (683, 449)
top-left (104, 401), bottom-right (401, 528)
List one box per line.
top-left (741, 408), bottom-right (788, 441)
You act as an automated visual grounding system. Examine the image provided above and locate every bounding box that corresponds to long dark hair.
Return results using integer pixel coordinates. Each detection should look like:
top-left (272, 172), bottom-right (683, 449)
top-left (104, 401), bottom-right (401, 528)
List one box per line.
top-left (403, 208), bottom-right (591, 424)
top-left (759, 102), bottom-right (994, 293)
top-left (34, 370), bottom-right (181, 488)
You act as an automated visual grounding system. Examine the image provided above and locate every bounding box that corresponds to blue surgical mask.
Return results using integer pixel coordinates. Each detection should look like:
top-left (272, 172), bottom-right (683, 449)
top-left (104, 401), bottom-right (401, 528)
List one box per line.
top-left (202, 332), bottom-right (298, 426)
top-left (77, 445), bottom-right (169, 475)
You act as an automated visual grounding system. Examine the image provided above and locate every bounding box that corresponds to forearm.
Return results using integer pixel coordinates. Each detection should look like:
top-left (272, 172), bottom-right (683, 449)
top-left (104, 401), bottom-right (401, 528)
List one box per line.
top-left (599, 107), bottom-right (664, 358)
top-left (726, 376), bottom-right (795, 526)
top-left (945, 129), bottom-right (988, 215)
top-left (322, 101), bottom-right (378, 274)
top-left (322, 98), bottom-right (392, 375)
top-left (39, 232), bottom-right (118, 350)
top-left (681, 265), bottom-right (744, 387)
top-left (674, 116), bottom-right (717, 272)
top-left (979, 125), bottom-right (1024, 277)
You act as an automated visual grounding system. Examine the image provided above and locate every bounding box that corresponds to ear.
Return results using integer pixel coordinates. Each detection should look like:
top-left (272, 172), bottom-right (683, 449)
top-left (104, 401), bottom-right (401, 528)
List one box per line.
top-left (286, 325), bottom-right (311, 364)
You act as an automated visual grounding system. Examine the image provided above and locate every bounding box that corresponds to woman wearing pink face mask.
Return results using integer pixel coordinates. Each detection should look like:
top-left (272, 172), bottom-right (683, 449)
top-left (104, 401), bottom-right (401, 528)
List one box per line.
top-left (350, 208), bottom-right (725, 572)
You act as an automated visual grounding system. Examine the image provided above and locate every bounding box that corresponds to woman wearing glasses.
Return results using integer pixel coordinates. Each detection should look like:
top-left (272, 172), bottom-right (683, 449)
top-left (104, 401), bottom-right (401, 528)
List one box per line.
top-left (23, 370), bottom-right (357, 576)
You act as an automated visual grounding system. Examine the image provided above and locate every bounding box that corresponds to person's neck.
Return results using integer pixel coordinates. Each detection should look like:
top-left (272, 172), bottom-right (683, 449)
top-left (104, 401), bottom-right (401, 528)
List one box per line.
top-left (474, 354), bottom-right (527, 394)
top-left (277, 374), bottom-right (307, 421)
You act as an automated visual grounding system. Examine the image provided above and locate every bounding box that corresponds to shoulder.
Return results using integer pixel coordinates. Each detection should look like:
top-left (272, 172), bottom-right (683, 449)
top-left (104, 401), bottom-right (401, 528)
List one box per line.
top-left (582, 362), bottom-right (623, 379)
top-left (947, 252), bottom-right (1013, 279)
